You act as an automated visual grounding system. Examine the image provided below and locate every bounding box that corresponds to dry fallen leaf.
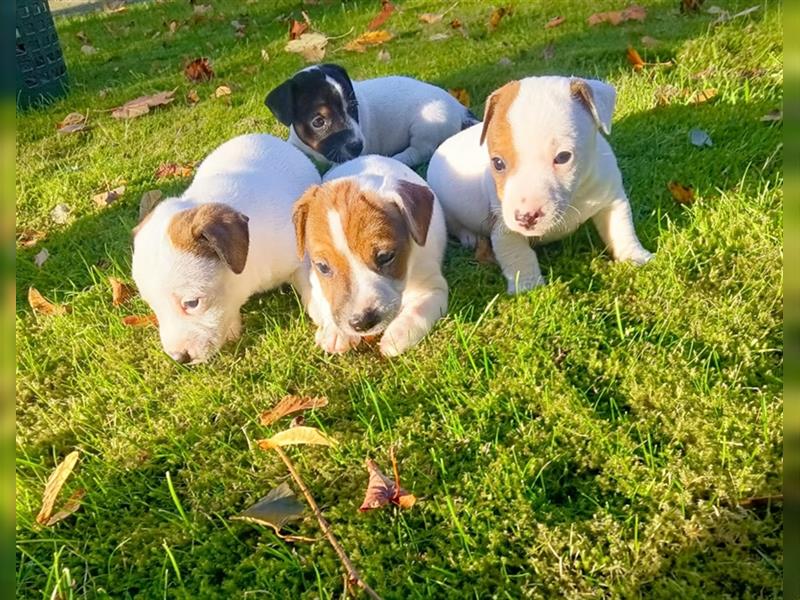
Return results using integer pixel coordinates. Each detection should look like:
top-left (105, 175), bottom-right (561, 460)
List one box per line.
top-left (344, 30), bottom-right (393, 52)
top-left (76, 31), bottom-right (90, 44)
top-left (111, 90), bottom-right (176, 119)
top-left (368, 0), bottom-right (395, 31)
top-left (359, 452), bottom-right (416, 512)
top-left (376, 48), bottom-right (391, 62)
top-left (688, 88), bottom-right (718, 104)
top-left (186, 89), bottom-right (200, 105)
top-left (449, 88), bottom-right (471, 108)
top-left (488, 6), bottom-right (511, 31)
top-left (285, 32), bottom-right (329, 62)
top-left (258, 426), bottom-right (336, 449)
top-left (57, 112), bottom-right (89, 134)
top-left (44, 489), bottom-right (86, 527)
top-left (167, 20), bottom-right (179, 34)
top-left (36, 451), bottom-right (81, 526)
top-left (80, 44), bottom-right (98, 55)
top-left (121, 314), bottom-right (158, 327)
top-left (474, 237), bottom-right (497, 265)
top-left (109, 277), bottom-right (134, 306)
top-left (760, 109), bottom-right (782, 123)
top-left (215, 85), bottom-right (232, 98)
top-left (261, 49), bottom-right (271, 62)
top-left (588, 4), bottom-right (647, 26)
top-left (419, 12), bottom-right (444, 24)
top-left (50, 203), bottom-right (71, 225)
top-left (627, 46), bottom-right (645, 71)
top-left (260, 395), bottom-right (329, 426)
top-left (668, 181), bottom-right (695, 204)
top-left (92, 185), bottom-right (125, 208)
top-left (545, 15), bottom-right (565, 28)
top-left (232, 482), bottom-right (305, 535)
top-left (193, 4), bottom-right (213, 16)
top-left (18, 229), bottom-right (45, 249)
top-left (184, 57), bottom-right (214, 82)
top-left (139, 189), bottom-right (163, 219)
top-left (429, 32), bottom-right (451, 41)
top-left (155, 162), bottom-right (193, 180)
top-left (288, 18), bottom-right (309, 40)
top-left (29, 287), bottom-right (70, 316)
top-left (34, 248), bottom-right (49, 268)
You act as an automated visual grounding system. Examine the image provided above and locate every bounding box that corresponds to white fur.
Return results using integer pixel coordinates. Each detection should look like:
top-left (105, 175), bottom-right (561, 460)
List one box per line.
top-left (427, 76), bottom-right (653, 294)
top-left (307, 155), bottom-right (448, 356)
top-left (289, 74), bottom-right (473, 168)
top-left (131, 134), bottom-right (320, 363)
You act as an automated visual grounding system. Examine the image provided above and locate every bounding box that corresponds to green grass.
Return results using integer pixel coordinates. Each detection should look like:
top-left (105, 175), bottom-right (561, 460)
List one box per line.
top-left (16, 0), bottom-right (783, 597)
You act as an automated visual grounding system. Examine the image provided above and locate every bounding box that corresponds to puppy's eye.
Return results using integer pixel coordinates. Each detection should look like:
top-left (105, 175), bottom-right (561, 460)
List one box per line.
top-left (491, 156), bottom-right (506, 172)
top-left (315, 261), bottom-right (332, 276)
top-left (182, 298), bottom-right (200, 311)
top-left (375, 250), bottom-right (396, 267)
top-left (311, 115), bottom-right (326, 129)
top-left (554, 151), bottom-right (573, 165)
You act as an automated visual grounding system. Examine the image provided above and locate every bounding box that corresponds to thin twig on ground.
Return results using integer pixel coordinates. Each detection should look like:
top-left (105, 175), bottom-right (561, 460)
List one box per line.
top-left (272, 446), bottom-right (383, 600)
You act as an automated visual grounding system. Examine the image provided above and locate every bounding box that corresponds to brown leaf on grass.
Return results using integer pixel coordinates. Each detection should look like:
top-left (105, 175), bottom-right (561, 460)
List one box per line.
top-left (36, 451), bottom-right (80, 526)
top-left (186, 89), bottom-right (200, 105)
top-left (57, 112), bottom-right (89, 134)
top-left (288, 19), bottom-right (309, 40)
top-left (626, 46), bottom-right (645, 71)
top-left (92, 185), bottom-right (126, 208)
top-left (232, 482), bottom-right (305, 533)
top-left (76, 31), bottom-right (90, 44)
top-left (17, 229), bottom-right (45, 249)
top-left (258, 426), bottom-right (337, 449)
top-left (167, 20), bottom-right (179, 34)
top-left (121, 314), bottom-right (158, 327)
top-left (184, 57), bottom-right (214, 82)
top-left (449, 88), bottom-right (470, 108)
top-left (285, 32), bottom-right (329, 62)
top-left (545, 15), bottom-right (565, 28)
top-left (29, 287), bottom-right (70, 316)
top-left (737, 494), bottom-right (783, 509)
top-left (419, 12), bottom-right (444, 24)
top-left (51, 203), bottom-right (71, 225)
top-left (376, 48), bottom-right (391, 62)
top-left (260, 395), bottom-right (329, 426)
top-left (81, 44), bottom-right (98, 55)
top-left (688, 88), bottom-right (718, 104)
top-left (193, 4), bottom-right (213, 17)
top-left (359, 451), bottom-right (416, 511)
top-left (344, 30), bottom-right (393, 52)
top-left (474, 237), bottom-right (497, 265)
top-left (588, 4), bottom-right (646, 26)
top-left (109, 277), bottom-right (134, 306)
top-left (155, 162), bottom-right (193, 180)
top-left (368, 0), bottom-right (395, 30)
top-left (139, 190), bottom-right (163, 219)
top-left (668, 181), bottom-right (695, 204)
top-left (44, 488), bottom-right (86, 527)
top-left (111, 90), bottom-right (176, 119)
top-left (488, 6), bottom-right (511, 31)
top-left (214, 85), bottom-right (232, 98)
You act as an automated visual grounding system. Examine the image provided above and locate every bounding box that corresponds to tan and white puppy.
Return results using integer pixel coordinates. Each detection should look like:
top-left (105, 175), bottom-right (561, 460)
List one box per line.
top-left (427, 76), bottom-right (653, 294)
top-left (293, 155), bottom-right (448, 356)
top-left (132, 134), bottom-right (320, 364)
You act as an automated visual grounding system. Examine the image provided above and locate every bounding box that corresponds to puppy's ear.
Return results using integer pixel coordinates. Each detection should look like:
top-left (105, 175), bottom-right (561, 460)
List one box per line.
top-left (169, 204), bottom-right (250, 274)
top-left (480, 80), bottom-right (518, 145)
top-left (319, 63), bottom-right (352, 85)
top-left (292, 185), bottom-right (320, 258)
top-left (392, 180), bottom-right (434, 247)
top-left (570, 78), bottom-right (616, 135)
top-left (265, 79), bottom-right (295, 126)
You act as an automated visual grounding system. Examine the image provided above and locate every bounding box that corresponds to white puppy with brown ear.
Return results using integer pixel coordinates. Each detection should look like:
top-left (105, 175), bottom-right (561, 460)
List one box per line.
top-left (427, 76), bottom-right (653, 294)
top-left (132, 134), bottom-right (320, 364)
top-left (292, 155), bottom-right (448, 356)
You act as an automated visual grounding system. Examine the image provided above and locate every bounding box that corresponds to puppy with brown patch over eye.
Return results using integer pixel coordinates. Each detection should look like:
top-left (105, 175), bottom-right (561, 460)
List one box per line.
top-left (131, 134), bottom-right (320, 364)
top-left (293, 155), bottom-right (448, 356)
top-left (427, 76), bottom-right (653, 294)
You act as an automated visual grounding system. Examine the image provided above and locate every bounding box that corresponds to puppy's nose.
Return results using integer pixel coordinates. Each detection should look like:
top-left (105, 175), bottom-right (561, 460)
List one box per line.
top-left (348, 308), bottom-right (380, 332)
top-left (168, 350), bottom-right (191, 364)
top-left (345, 140), bottom-right (363, 156)
top-left (514, 208), bottom-right (544, 230)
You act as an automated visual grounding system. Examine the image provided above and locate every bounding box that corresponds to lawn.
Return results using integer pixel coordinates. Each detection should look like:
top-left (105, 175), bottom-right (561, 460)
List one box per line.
top-left (15, 0), bottom-right (783, 598)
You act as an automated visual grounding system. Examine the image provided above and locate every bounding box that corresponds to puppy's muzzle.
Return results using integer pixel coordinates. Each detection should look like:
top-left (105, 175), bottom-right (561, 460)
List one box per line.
top-left (344, 139), bottom-right (363, 158)
top-left (514, 208), bottom-right (544, 231)
top-left (168, 350), bottom-right (192, 364)
top-left (348, 308), bottom-right (381, 333)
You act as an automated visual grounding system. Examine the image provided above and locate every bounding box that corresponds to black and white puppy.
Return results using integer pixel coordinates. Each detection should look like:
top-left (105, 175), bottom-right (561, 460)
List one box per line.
top-left (265, 64), bottom-right (478, 168)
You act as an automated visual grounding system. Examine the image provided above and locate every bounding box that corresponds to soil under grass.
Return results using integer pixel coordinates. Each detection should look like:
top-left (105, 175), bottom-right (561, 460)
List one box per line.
top-left (16, 0), bottom-right (783, 598)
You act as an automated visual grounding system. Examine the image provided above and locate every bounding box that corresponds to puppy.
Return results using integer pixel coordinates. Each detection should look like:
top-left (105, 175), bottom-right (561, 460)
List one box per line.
top-left (131, 134), bottom-right (320, 364)
top-left (292, 155), bottom-right (448, 356)
top-left (427, 76), bottom-right (653, 294)
top-left (265, 63), bottom-right (477, 168)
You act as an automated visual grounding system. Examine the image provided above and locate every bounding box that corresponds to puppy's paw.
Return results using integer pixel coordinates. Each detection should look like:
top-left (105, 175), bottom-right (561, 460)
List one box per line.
top-left (619, 248), bottom-right (654, 266)
top-left (315, 323), bottom-right (360, 354)
top-left (506, 274), bottom-right (546, 295)
top-left (225, 315), bottom-right (243, 343)
top-left (379, 317), bottom-right (425, 357)
top-left (456, 229), bottom-right (478, 249)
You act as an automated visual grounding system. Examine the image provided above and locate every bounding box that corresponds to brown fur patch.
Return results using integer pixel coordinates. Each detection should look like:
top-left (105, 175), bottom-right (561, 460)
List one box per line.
top-left (293, 179), bottom-right (412, 321)
top-left (481, 80), bottom-right (521, 202)
top-left (167, 203), bottom-right (250, 274)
